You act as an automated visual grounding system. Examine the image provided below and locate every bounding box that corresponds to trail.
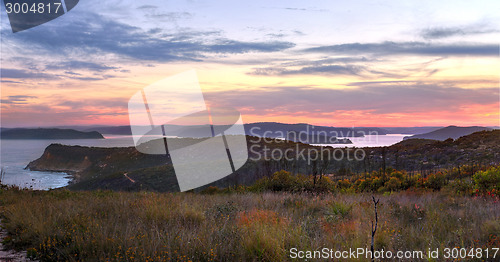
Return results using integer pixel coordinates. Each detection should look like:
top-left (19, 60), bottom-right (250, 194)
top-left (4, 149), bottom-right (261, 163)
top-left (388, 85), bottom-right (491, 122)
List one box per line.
top-left (123, 173), bottom-right (136, 183)
top-left (0, 219), bottom-right (29, 262)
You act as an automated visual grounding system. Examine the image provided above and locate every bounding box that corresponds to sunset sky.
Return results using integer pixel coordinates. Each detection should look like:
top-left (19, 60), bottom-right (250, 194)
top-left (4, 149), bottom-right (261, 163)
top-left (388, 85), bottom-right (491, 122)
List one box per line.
top-left (1, 0), bottom-right (499, 127)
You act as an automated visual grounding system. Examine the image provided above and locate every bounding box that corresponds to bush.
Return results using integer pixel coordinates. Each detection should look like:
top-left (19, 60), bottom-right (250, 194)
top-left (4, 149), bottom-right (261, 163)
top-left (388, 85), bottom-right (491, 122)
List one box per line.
top-left (336, 179), bottom-right (352, 190)
top-left (249, 170), bottom-right (332, 193)
top-left (446, 178), bottom-right (473, 195)
top-left (425, 172), bottom-right (446, 191)
top-left (200, 186), bottom-right (221, 194)
top-left (354, 178), bottom-right (372, 192)
top-left (270, 170), bottom-right (298, 191)
top-left (371, 177), bottom-right (384, 191)
top-left (402, 174), bottom-right (420, 190)
top-left (314, 176), bottom-right (335, 192)
top-left (473, 166), bottom-right (500, 193)
top-left (386, 177), bottom-right (402, 192)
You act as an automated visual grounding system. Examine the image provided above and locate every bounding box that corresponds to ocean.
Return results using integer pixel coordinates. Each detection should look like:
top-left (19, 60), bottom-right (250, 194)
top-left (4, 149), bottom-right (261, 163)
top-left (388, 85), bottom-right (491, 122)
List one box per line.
top-left (0, 135), bottom-right (136, 190)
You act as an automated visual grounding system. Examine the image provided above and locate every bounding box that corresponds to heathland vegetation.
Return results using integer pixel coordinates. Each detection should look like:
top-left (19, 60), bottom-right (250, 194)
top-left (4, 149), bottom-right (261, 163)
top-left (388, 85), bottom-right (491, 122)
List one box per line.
top-left (1, 130), bottom-right (499, 261)
top-left (1, 175), bottom-right (499, 261)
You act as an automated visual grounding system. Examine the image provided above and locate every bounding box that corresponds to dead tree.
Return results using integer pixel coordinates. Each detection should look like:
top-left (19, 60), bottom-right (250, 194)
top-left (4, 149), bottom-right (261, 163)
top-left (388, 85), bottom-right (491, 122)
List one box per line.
top-left (0, 168), bottom-right (5, 185)
top-left (371, 196), bottom-right (380, 262)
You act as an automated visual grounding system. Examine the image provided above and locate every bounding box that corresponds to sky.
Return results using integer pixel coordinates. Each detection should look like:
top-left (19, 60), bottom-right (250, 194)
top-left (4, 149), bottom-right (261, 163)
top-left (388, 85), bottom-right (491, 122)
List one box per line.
top-left (1, 0), bottom-right (499, 127)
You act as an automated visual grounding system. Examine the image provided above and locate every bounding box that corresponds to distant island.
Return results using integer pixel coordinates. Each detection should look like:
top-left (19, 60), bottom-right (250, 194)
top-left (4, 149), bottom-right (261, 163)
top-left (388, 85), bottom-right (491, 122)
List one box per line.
top-left (1, 128), bottom-right (104, 140)
top-left (403, 126), bottom-right (493, 141)
top-left (286, 130), bottom-right (352, 144)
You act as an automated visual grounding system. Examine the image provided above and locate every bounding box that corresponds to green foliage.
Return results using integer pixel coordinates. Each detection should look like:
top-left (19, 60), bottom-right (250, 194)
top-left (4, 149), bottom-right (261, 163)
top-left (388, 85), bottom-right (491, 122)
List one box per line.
top-left (446, 178), bottom-right (474, 195)
top-left (473, 166), bottom-right (500, 193)
top-left (324, 201), bottom-right (352, 222)
top-left (425, 172), bottom-right (447, 191)
top-left (385, 177), bottom-right (402, 192)
top-left (249, 170), bottom-right (334, 193)
top-left (247, 165), bottom-right (499, 195)
top-left (336, 179), bottom-right (352, 191)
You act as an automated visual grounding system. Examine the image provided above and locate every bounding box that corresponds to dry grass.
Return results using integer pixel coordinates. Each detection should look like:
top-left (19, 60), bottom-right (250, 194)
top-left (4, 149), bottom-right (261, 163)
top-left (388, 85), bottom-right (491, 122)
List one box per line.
top-left (0, 188), bottom-right (499, 261)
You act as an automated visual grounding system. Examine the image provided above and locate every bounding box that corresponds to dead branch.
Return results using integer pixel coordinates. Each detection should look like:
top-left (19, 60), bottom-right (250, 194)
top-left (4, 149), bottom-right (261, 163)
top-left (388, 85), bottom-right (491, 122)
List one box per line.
top-left (371, 196), bottom-right (380, 262)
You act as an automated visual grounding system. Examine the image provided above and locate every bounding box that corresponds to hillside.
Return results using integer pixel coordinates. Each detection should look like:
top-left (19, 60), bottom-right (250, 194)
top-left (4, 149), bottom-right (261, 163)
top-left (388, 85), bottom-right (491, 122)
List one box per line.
top-left (25, 130), bottom-right (500, 191)
top-left (1, 128), bottom-right (104, 140)
top-left (382, 126), bottom-right (442, 134)
top-left (84, 122), bottom-right (388, 138)
top-left (244, 122), bottom-right (388, 137)
top-left (26, 136), bottom-right (328, 191)
top-left (403, 125), bottom-right (492, 141)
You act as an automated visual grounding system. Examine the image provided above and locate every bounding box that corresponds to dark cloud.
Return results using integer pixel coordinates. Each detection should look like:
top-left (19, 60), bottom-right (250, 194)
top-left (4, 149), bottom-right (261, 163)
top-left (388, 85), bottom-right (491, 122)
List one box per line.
top-left (249, 57), bottom-right (438, 78)
top-left (4, 13), bottom-right (295, 63)
top-left (1, 67), bottom-right (114, 82)
top-left (0, 80), bottom-right (23, 83)
top-left (421, 25), bottom-right (499, 40)
top-left (266, 33), bottom-right (286, 38)
top-left (46, 61), bottom-right (119, 72)
top-left (0, 95), bottom-right (37, 105)
top-left (67, 76), bottom-right (106, 81)
top-left (64, 71), bottom-right (82, 76)
top-left (249, 57), bottom-right (371, 76)
top-left (145, 12), bottom-right (192, 20)
top-left (204, 40), bottom-right (295, 54)
top-left (137, 5), bottom-right (157, 10)
top-left (203, 83), bottom-right (498, 115)
top-left (304, 42), bottom-right (499, 56)
top-left (57, 98), bottom-right (126, 109)
top-left (1, 68), bottom-right (57, 79)
top-left (251, 65), bottom-right (364, 76)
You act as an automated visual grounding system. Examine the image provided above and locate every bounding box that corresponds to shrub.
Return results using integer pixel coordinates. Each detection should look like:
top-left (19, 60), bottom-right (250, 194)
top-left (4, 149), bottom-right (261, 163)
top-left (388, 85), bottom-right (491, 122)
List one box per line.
top-left (314, 176), bottom-right (335, 192)
top-left (386, 177), bottom-right (402, 192)
top-left (323, 202), bottom-right (352, 222)
top-left (371, 177), bottom-right (384, 191)
top-left (402, 174), bottom-right (420, 190)
top-left (473, 166), bottom-right (500, 193)
top-left (446, 178), bottom-right (473, 195)
top-left (200, 186), bottom-right (221, 194)
top-left (425, 172), bottom-right (446, 191)
top-left (389, 170), bottom-right (405, 180)
top-left (336, 179), bottom-right (352, 190)
top-left (355, 178), bottom-right (372, 192)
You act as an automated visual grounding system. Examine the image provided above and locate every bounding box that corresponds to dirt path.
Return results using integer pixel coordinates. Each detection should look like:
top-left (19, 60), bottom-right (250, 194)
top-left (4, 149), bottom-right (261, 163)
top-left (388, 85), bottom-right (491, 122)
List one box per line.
top-left (123, 173), bottom-right (136, 183)
top-left (0, 219), bottom-right (29, 262)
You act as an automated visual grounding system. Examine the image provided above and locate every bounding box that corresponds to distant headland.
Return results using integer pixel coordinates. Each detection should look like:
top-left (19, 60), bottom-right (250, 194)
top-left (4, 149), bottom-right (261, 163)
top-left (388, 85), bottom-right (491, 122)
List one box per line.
top-left (0, 128), bottom-right (105, 140)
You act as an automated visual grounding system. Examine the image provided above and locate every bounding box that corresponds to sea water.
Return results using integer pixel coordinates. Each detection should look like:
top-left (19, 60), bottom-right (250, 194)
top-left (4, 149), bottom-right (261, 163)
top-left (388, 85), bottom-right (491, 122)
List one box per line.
top-left (0, 135), bottom-right (136, 190)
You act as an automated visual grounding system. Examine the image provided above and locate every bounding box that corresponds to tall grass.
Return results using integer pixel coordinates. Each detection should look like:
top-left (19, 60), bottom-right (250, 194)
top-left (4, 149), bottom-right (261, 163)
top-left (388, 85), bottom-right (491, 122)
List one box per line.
top-left (0, 188), bottom-right (498, 261)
